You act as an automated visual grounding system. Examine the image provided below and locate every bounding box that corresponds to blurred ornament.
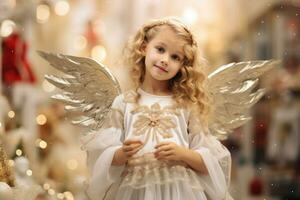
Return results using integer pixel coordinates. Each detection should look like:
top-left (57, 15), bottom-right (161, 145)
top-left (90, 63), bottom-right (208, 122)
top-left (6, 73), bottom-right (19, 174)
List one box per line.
top-left (1, 32), bottom-right (36, 86)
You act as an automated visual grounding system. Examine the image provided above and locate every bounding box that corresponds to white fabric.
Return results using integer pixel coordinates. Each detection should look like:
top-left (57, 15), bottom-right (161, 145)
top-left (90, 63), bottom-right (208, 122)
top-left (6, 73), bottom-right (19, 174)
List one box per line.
top-left (84, 88), bottom-right (232, 200)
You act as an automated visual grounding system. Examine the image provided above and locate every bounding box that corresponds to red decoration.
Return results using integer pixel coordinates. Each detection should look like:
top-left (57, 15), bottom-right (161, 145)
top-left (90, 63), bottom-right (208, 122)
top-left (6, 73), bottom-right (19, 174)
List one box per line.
top-left (1, 32), bottom-right (36, 85)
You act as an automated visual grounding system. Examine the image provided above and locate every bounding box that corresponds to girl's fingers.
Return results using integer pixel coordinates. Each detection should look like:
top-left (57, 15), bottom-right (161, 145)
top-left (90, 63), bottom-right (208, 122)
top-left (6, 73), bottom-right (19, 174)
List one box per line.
top-left (155, 142), bottom-right (171, 149)
top-left (155, 145), bottom-right (172, 153)
top-left (155, 150), bottom-right (173, 159)
top-left (126, 146), bottom-right (142, 156)
top-left (123, 140), bottom-right (142, 145)
top-left (123, 144), bottom-right (143, 153)
top-left (123, 143), bottom-right (143, 151)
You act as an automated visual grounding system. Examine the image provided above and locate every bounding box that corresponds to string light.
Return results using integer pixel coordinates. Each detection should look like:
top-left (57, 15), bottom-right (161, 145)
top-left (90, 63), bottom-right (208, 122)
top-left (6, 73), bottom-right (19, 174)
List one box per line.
top-left (48, 188), bottom-right (55, 195)
top-left (7, 127), bottom-right (75, 199)
top-left (36, 114), bottom-right (47, 125)
top-left (36, 4), bottom-right (50, 23)
top-left (57, 193), bottom-right (64, 199)
top-left (55, 0), bottom-right (70, 16)
top-left (7, 111), bottom-right (15, 118)
top-left (0, 20), bottom-right (16, 37)
top-left (67, 159), bottom-right (78, 170)
top-left (43, 183), bottom-right (50, 190)
top-left (41, 182), bottom-right (74, 199)
top-left (26, 169), bottom-right (33, 176)
top-left (15, 149), bottom-right (22, 156)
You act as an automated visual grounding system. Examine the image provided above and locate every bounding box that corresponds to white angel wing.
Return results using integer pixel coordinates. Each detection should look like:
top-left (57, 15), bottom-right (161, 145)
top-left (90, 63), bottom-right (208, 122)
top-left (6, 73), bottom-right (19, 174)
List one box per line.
top-left (38, 51), bottom-right (121, 131)
top-left (207, 60), bottom-right (280, 140)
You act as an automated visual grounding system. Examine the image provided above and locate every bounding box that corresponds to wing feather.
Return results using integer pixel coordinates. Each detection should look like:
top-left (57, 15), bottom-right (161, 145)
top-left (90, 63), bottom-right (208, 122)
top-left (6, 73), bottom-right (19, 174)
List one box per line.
top-left (38, 51), bottom-right (121, 130)
top-left (207, 60), bottom-right (280, 139)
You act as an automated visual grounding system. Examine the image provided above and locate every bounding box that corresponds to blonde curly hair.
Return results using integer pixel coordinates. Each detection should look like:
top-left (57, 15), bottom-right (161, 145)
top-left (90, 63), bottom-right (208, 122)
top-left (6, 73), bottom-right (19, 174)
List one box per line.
top-left (123, 17), bottom-right (210, 124)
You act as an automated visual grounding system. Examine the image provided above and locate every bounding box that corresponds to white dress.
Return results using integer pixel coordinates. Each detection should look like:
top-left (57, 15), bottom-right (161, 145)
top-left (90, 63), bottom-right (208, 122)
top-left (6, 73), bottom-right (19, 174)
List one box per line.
top-left (83, 88), bottom-right (232, 200)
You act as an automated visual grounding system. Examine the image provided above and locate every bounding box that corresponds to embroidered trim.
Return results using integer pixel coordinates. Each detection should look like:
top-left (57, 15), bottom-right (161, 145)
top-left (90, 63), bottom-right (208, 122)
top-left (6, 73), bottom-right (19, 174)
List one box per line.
top-left (131, 103), bottom-right (179, 143)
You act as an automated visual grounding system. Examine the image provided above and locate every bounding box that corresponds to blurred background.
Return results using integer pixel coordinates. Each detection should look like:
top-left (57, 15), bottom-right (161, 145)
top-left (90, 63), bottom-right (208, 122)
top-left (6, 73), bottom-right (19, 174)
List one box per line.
top-left (0, 0), bottom-right (299, 199)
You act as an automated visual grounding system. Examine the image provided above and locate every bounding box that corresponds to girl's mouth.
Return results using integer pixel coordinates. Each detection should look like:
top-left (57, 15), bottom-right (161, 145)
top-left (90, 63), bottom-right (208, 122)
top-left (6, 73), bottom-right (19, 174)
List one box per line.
top-left (154, 65), bottom-right (168, 72)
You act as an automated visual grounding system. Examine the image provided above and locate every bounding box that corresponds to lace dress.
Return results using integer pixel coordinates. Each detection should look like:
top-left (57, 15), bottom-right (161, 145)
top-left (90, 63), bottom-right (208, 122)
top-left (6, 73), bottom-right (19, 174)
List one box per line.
top-left (83, 88), bottom-right (232, 200)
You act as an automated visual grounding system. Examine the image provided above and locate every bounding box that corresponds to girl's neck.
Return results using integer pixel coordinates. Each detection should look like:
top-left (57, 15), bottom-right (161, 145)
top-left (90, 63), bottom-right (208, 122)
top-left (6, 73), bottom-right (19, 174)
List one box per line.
top-left (141, 77), bottom-right (171, 96)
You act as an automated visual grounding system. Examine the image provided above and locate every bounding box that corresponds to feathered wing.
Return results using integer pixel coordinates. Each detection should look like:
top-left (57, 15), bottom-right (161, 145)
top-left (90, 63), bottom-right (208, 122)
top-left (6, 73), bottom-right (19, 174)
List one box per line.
top-left (206, 60), bottom-right (280, 140)
top-left (38, 51), bottom-right (121, 131)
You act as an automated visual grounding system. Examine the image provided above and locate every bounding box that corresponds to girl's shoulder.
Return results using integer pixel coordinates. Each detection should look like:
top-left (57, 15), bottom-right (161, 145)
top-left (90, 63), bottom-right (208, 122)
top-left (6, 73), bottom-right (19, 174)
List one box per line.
top-left (123, 89), bottom-right (138, 103)
top-left (112, 89), bottom-right (137, 104)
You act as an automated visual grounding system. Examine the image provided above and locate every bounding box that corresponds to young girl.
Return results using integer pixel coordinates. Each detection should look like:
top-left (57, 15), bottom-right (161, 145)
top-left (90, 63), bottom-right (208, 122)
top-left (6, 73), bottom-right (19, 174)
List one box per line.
top-left (84, 17), bottom-right (232, 200)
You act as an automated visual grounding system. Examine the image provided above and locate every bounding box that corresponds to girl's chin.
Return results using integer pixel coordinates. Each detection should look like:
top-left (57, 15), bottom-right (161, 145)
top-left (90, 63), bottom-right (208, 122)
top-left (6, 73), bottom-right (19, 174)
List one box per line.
top-left (151, 74), bottom-right (169, 81)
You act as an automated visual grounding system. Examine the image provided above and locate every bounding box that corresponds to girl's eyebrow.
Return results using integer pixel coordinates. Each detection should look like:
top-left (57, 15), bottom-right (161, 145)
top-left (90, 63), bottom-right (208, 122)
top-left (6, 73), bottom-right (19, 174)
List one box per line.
top-left (156, 42), bottom-right (166, 47)
top-left (156, 42), bottom-right (184, 56)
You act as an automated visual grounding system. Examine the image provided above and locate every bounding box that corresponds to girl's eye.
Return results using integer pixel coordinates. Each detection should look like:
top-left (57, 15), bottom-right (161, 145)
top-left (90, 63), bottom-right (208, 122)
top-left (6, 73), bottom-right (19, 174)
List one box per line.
top-left (171, 54), bottom-right (181, 62)
top-left (156, 46), bottom-right (165, 53)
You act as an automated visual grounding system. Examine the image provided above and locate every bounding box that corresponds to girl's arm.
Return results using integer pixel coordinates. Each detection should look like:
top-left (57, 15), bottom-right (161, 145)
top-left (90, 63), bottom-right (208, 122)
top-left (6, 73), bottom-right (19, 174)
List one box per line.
top-left (181, 148), bottom-right (208, 174)
top-left (155, 142), bottom-right (208, 174)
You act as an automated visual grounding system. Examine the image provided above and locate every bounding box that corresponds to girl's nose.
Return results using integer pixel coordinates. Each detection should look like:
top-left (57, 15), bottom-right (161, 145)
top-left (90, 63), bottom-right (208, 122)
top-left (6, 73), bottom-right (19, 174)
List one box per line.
top-left (160, 54), bottom-right (169, 66)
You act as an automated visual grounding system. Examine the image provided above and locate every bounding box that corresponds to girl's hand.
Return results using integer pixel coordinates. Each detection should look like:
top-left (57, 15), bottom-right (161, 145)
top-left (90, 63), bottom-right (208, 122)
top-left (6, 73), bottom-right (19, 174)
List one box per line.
top-left (112, 140), bottom-right (143, 166)
top-left (122, 139), bottom-right (143, 158)
top-left (154, 142), bottom-right (188, 161)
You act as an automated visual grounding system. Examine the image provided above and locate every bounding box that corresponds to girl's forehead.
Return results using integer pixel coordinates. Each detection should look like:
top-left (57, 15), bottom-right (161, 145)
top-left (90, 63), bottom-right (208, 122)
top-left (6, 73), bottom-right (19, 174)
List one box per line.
top-left (151, 26), bottom-right (187, 49)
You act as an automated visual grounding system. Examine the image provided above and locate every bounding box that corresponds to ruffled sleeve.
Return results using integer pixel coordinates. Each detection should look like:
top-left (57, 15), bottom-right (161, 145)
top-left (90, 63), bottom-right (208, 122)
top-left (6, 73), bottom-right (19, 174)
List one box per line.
top-left (82, 94), bottom-right (125, 200)
top-left (188, 110), bottom-right (232, 200)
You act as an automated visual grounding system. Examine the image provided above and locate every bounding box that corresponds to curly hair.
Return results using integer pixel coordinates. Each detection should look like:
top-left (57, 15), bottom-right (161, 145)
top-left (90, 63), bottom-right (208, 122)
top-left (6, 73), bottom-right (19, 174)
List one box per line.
top-left (123, 17), bottom-right (210, 125)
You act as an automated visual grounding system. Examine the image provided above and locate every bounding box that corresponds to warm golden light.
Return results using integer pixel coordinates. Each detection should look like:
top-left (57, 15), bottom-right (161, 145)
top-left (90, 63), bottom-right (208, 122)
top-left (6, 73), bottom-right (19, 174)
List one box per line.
top-left (8, 111), bottom-right (15, 118)
top-left (91, 45), bottom-right (106, 62)
top-left (36, 114), bottom-right (47, 125)
top-left (8, 160), bottom-right (14, 167)
top-left (26, 169), bottom-right (33, 176)
top-left (36, 4), bottom-right (50, 23)
top-left (16, 149), bottom-right (22, 156)
top-left (66, 159), bottom-right (78, 170)
top-left (74, 35), bottom-right (87, 50)
top-left (48, 189), bottom-right (55, 195)
top-left (182, 7), bottom-right (198, 25)
top-left (63, 191), bottom-right (74, 200)
top-left (39, 140), bottom-right (48, 149)
top-left (43, 183), bottom-right (50, 190)
top-left (1, 20), bottom-right (16, 37)
top-left (57, 193), bottom-right (64, 199)
top-left (55, 1), bottom-right (70, 16)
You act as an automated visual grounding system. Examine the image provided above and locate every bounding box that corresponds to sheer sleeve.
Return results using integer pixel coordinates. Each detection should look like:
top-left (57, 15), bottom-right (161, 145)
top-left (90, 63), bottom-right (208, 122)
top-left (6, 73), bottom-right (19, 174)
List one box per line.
top-left (188, 110), bottom-right (232, 200)
top-left (82, 94), bottom-right (125, 200)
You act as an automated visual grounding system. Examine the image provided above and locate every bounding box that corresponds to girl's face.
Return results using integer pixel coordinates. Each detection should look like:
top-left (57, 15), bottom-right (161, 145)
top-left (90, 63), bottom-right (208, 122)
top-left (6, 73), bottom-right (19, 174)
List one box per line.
top-left (143, 26), bottom-right (186, 82)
